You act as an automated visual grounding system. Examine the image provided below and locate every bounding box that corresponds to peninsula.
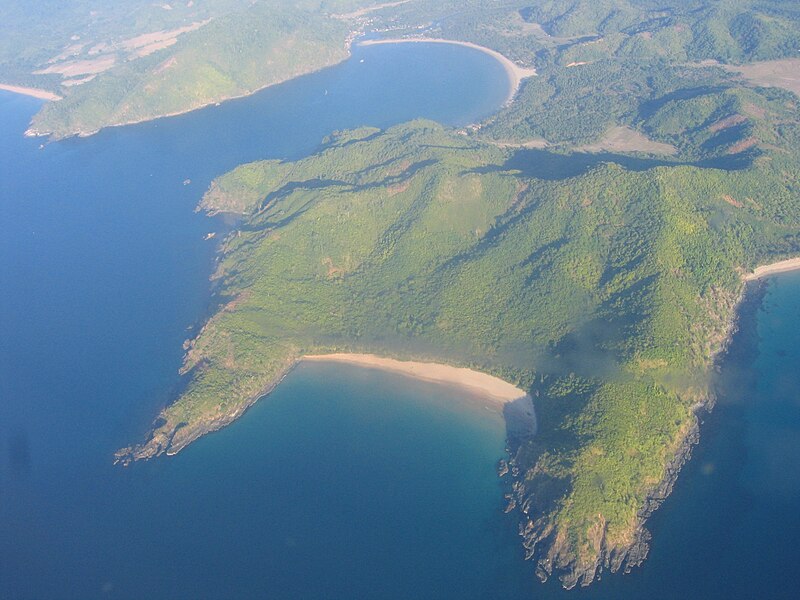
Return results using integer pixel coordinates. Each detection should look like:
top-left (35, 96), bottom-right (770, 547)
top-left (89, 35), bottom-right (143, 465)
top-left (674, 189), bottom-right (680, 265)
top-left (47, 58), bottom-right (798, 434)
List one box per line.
top-left (12, 0), bottom-right (800, 592)
top-left (22, 2), bottom-right (357, 139)
top-left (120, 65), bottom-right (800, 584)
top-left (0, 83), bottom-right (61, 101)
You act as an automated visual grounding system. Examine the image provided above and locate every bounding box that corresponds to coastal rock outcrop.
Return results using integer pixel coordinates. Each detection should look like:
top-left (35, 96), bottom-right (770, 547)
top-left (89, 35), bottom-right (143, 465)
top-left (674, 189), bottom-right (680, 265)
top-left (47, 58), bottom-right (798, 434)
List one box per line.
top-left (508, 418), bottom-right (701, 588)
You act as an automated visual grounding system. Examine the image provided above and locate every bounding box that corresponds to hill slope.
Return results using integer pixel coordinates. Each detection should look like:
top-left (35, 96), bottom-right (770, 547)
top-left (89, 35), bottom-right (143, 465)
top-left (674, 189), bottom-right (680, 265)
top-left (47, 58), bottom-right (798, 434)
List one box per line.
top-left (118, 108), bottom-right (800, 586)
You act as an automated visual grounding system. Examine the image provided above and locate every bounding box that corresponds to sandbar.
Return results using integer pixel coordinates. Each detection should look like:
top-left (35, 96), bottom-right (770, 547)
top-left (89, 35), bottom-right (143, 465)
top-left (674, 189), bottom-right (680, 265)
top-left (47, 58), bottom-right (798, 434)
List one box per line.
top-left (744, 257), bottom-right (800, 280)
top-left (302, 353), bottom-right (529, 405)
top-left (0, 83), bottom-right (61, 101)
top-left (359, 38), bottom-right (536, 104)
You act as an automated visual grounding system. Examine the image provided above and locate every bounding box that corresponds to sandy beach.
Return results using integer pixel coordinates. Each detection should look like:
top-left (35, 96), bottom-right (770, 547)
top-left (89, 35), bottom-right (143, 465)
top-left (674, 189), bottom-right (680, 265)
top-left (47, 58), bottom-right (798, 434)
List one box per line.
top-left (744, 257), bottom-right (800, 280)
top-left (359, 38), bottom-right (536, 104)
top-left (0, 83), bottom-right (62, 101)
top-left (303, 353), bottom-right (529, 405)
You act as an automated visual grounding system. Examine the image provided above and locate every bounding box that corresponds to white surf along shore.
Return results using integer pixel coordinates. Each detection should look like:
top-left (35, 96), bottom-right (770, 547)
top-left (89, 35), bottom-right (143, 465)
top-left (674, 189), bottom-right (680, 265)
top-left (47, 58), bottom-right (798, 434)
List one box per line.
top-left (359, 38), bottom-right (537, 104)
top-left (744, 257), bottom-right (800, 281)
top-left (303, 353), bottom-right (537, 435)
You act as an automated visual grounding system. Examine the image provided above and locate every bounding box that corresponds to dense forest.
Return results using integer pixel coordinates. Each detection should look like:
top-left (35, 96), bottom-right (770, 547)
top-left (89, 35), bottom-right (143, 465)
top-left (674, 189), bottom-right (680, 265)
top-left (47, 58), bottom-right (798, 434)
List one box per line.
top-left (5, 0), bottom-right (800, 140)
top-left (121, 77), bottom-right (800, 585)
top-left (10, 0), bottom-right (800, 590)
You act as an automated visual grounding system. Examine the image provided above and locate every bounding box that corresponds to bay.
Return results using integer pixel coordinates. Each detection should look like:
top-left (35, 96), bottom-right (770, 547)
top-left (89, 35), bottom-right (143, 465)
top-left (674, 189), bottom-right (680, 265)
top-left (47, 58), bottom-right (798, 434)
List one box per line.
top-left (2, 39), bottom-right (800, 600)
top-left (0, 42), bottom-right (522, 599)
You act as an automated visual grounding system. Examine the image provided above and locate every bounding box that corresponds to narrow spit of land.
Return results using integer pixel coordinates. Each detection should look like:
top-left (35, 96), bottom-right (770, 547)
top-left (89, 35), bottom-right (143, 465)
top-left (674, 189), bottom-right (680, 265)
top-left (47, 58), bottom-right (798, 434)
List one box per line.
top-left (0, 83), bottom-right (62, 101)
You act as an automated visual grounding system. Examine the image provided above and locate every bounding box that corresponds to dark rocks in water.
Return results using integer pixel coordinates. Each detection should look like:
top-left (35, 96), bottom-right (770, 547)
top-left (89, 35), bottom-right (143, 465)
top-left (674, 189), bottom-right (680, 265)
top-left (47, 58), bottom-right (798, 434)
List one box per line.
top-left (510, 416), bottom-right (703, 589)
top-left (497, 459), bottom-right (509, 477)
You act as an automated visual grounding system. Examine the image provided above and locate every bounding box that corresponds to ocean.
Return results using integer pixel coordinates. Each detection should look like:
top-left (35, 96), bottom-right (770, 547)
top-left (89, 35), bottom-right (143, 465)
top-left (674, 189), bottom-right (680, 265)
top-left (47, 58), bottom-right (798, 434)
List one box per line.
top-left (1, 41), bottom-right (799, 599)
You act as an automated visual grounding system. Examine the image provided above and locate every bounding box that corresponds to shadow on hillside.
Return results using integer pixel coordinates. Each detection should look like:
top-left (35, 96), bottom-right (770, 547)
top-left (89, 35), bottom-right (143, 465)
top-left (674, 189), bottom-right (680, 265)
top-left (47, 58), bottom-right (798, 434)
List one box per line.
top-left (637, 85), bottom-right (729, 119)
top-left (479, 147), bottom-right (757, 181)
top-left (258, 178), bottom-right (349, 212)
top-left (504, 394), bottom-right (538, 446)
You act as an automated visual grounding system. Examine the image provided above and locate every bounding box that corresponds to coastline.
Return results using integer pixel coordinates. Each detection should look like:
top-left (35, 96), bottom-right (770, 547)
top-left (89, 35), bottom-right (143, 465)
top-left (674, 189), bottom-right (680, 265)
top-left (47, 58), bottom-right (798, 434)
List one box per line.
top-left (117, 352), bottom-right (536, 465)
top-left (743, 256), bottom-right (800, 280)
top-left (618, 278), bottom-right (762, 583)
top-left (614, 268), bottom-right (785, 583)
top-left (602, 274), bottom-right (772, 579)
top-left (512, 276), bottom-right (756, 588)
top-left (303, 353), bottom-right (530, 404)
top-left (358, 38), bottom-right (536, 104)
top-left (26, 43), bottom-right (356, 139)
top-left (0, 83), bottom-right (62, 102)
top-left (30, 35), bottom-right (533, 140)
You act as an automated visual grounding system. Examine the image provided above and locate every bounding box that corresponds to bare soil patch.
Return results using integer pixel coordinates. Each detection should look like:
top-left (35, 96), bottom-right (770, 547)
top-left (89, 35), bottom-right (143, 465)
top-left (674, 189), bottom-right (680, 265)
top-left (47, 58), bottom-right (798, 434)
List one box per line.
top-left (576, 126), bottom-right (676, 155)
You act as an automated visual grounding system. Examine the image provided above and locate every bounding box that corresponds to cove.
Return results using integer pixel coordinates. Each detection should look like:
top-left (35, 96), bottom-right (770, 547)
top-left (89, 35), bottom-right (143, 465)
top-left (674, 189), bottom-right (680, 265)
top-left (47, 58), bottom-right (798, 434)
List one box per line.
top-left (0, 42), bottom-right (521, 599)
top-left (3, 39), bottom-right (800, 600)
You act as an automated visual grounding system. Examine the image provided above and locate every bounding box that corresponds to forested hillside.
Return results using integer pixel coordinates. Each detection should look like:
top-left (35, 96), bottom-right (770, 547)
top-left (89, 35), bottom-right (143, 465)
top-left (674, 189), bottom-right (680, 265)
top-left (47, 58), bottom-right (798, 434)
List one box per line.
top-left (13, 0), bottom-right (800, 590)
top-left (28, 5), bottom-right (352, 137)
top-left (120, 86), bottom-right (800, 584)
top-left (7, 0), bottom-right (800, 139)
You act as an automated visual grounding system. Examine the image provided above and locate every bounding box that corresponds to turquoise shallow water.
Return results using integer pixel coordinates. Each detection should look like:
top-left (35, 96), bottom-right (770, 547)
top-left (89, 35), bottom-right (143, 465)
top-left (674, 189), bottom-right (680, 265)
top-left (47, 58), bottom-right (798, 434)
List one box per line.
top-left (2, 40), bottom-right (800, 599)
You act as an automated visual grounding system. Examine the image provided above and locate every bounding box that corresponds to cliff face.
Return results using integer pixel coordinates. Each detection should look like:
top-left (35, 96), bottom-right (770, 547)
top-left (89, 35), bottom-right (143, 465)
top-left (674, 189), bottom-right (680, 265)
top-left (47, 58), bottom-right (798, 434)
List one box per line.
top-left (509, 419), bottom-right (700, 588)
top-left (503, 279), bottom-right (765, 587)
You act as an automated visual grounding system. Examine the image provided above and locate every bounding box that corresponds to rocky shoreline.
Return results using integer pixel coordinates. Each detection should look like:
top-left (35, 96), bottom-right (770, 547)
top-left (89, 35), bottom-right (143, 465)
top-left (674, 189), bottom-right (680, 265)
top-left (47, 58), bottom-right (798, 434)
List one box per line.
top-left (114, 360), bottom-right (298, 466)
top-left (505, 421), bottom-right (699, 590)
top-left (117, 274), bottom-right (772, 593)
top-left (503, 278), bottom-right (769, 589)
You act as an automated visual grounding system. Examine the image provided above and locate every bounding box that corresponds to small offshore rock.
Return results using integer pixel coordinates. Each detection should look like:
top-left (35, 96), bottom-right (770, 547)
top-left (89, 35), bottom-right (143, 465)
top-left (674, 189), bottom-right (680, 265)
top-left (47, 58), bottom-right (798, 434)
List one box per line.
top-left (497, 459), bottom-right (509, 477)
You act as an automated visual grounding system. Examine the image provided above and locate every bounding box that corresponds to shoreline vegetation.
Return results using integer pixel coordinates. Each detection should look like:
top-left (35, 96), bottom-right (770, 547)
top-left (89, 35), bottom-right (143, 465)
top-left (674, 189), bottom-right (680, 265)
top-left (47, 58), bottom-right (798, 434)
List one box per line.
top-left (23, 4), bottom-right (359, 140)
top-left (119, 78), bottom-right (800, 580)
top-left (25, 41), bottom-right (354, 139)
top-left (744, 257), bottom-right (800, 281)
top-left (359, 38), bottom-right (536, 104)
top-left (38, 0), bottom-right (798, 590)
top-left (0, 83), bottom-right (61, 101)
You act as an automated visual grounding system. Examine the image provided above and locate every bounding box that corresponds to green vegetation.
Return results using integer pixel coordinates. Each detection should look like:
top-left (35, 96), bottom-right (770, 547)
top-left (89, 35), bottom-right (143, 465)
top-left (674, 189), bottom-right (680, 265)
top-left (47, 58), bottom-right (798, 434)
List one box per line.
top-left (25, 2), bottom-right (364, 138)
top-left (470, 0), bottom-right (800, 148)
top-left (14, 0), bottom-right (800, 590)
top-left (121, 80), bottom-right (800, 584)
top-left (8, 0), bottom-right (800, 139)
top-left (0, 1), bottom-right (242, 91)
top-left (2, 1), bottom-right (404, 137)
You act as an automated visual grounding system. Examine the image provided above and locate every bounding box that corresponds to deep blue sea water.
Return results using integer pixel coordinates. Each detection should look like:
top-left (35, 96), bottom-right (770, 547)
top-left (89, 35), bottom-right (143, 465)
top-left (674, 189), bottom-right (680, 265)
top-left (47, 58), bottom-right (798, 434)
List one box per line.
top-left (1, 41), bottom-right (800, 599)
top-left (0, 43), bottom-right (526, 599)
